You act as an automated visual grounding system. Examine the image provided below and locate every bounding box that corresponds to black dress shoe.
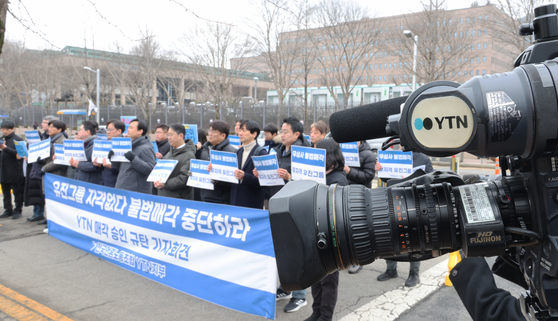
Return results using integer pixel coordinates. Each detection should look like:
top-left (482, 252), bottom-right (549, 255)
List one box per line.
top-left (27, 216), bottom-right (44, 222)
top-left (405, 272), bottom-right (420, 287)
top-left (0, 212), bottom-right (13, 219)
top-left (11, 213), bottom-right (22, 219)
top-left (37, 219), bottom-right (47, 225)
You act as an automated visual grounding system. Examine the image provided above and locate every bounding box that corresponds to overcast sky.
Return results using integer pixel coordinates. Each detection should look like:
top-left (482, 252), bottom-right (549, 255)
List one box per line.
top-left (5, 0), bottom-right (479, 53)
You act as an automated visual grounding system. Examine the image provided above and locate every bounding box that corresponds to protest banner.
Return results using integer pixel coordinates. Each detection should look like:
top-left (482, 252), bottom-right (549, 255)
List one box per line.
top-left (152, 141), bottom-right (159, 154)
top-left (63, 140), bottom-right (87, 162)
top-left (92, 140), bottom-right (113, 165)
top-left (28, 139), bottom-right (51, 163)
top-left (340, 142), bottom-right (360, 167)
top-left (291, 145), bottom-right (326, 184)
top-left (183, 124), bottom-right (198, 145)
top-left (111, 137), bottom-right (132, 162)
top-left (377, 150), bottom-right (413, 179)
top-left (252, 155), bottom-right (284, 186)
top-left (24, 130), bottom-right (41, 145)
top-left (228, 135), bottom-right (241, 149)
top-left (121, 116), bottom-right (136, 134)
top-left (14, 140), bottom-right (28, 158)
top-left (147, 160), bottom-right (179, 183)
top-left (44, 173), bottom-right (276, 319)
top-left (97, 134), bottom-right (109, 141)
top-left (187, 159), bottom-right (213, 190)
top-left (209, 150), bottom-right (239, 184)
top-left (53, 144), bottom-right (70, 165)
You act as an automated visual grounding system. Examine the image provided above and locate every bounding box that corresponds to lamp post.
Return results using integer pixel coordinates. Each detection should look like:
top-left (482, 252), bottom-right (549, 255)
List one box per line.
top-left (254, 77), bottom-right (258, 105)
top-left (403, 30), bottom-right (418, 92)
top-left (84, 66), bottom-right (101, 124)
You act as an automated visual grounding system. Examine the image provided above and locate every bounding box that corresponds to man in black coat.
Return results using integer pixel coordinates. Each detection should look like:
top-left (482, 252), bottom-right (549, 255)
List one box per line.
top-left (230, 120), bottom-right (267, 209)
top-left (154, 124), bottom-right (171, 159)
top-left (0, 121), bottom-right (25, 219)
top-left (198, 120), bottom-right (237, 204)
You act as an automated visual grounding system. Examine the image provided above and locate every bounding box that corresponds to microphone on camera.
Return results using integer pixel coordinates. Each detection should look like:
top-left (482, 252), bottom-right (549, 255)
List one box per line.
top-left (329, 96), bottom-right (408, 143)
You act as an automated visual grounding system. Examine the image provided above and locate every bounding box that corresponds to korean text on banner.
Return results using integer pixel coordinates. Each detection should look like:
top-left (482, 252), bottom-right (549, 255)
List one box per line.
top-left (183, 124), bottom-right (198, 145)
top-left (340, 142), bottom-right (360, 167)
top-left (24, 130), bottom-right (41, 145)
top-left (44, 173), bottom-right (277, 319)
top-left (187, 159), bottom-right (214, 190)
top-left (28, 138), bottom-right (51, 163)
top-left (377, 150), bottom-right (413, 179)
top-left (63, 140), bottom-right (87, 162)
top-left (228, 135), bottom-right (241, 149)
top-left (147, 159), bottom-right (178, 183)
top-left (253, 155), bottom-right (284, 186)
top-left (53, 144), bottom-right (70, 165)
top-left (14, 141), bottom-right (28, 158)
top-left (209, 150), bottom-right (238, 184)
top-left (291, 145), bottom-right (326, 184)
top-left (111, 137), bottom-right (132, 162)
top-left (92, 141), bottom-right (113, 165)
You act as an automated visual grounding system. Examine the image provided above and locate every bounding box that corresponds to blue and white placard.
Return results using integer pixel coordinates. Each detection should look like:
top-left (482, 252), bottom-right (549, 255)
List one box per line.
top-left (377, 150), bottom-right (413, 179)
top-left (147, 160), bottom-right (179, 183)
top-left (92, 140), bottom-right (113, 164)
top-left (44, 173), bottom-right (276, 319)
top-left (24, 130), bottom-right (41, 145)
top-left (53, 144), bottom-right (70, 165)
top-left (14, 140), bottom-right (28, 158)
top-left (187, 159), bottom-right (214, 190)
top-left (304, 135), bottom-right (310, 142)
top-left (340, 142), bottom-right (360, 167)
top-left (253, 155), bottom-right (284, 186)
top-left (97, 134), bottom-right (108, 141)
top-left (111, 137), bottom-right (132, 162)
top-left (183, 124), bottom-right (198, 145)
top-left (152, 141), bottom-right (159, 154)
top-left (209, 150), bottom-right (238, 184)
top-left (63, 140), bottom-right (87, 162)
top-left (28, 138), bottom-right (51, 163)
top-left (291, 145), bottom-right (326, 184)
top-left (228, 135), bottom-right (241, 149)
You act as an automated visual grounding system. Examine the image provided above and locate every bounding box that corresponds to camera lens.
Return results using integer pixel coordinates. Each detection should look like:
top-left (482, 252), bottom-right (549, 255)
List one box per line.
top-left (269, 174), bottom-right (531, 291)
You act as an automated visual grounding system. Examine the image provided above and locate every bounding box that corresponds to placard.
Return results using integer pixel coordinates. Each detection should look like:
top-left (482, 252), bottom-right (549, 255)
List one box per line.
top-left (183, 124), bottom-right (198, 145)
top-left (377, 150), bottom-right (413, 179)
top-left (152, 141), bottom-right (159, 154)
top-left (252, 155), bottom-right (284, 186)
top-left (29, 138), bottom-right (51, 163)
top-left (147, 160), bottom-right (179, 183)
top-left (92, 140), bottom-right (113, 165)
top-left (63, 140), bottom-right (87, 162)
top-left (24, 130), bottom-right (41, 145)
top-left (228, 135), bottom-right (241, 149)
top-left (209, 150), bottom-right (238, 184)
top-left (291, 145), bottom-right (326, 184)
top-left (97, 134), bottom-right (108, 141)
top-left (187, 159), bottom-right (214, 190)
top-left (14, 140), bottom-right (28, 158)
top-left (340, 142), bottom-right (360, 167)
top-left (53, 144), bottom-right (70, 165)
top-left (111, 137), bottom-right (132, 162)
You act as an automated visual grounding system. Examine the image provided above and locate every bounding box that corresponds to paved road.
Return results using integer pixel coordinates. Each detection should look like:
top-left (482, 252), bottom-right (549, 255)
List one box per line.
top-left (0, 166), bottom-right (526, 321)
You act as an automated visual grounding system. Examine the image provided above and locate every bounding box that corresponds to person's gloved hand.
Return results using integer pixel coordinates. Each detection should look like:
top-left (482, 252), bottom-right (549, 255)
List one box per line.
top-left (124, 151), bottom-right (136, 162)
top-left (107, 150), bottom-right (114, 160)
top-left (36, 156), bottom-right (46, 166)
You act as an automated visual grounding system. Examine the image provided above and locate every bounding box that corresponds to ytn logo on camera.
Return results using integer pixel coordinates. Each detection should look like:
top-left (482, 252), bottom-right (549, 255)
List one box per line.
top-left (414, 115), bottom-right (468, 131)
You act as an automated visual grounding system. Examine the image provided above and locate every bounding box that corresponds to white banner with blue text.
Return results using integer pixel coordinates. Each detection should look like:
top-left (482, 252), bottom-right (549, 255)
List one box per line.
top-left (187, 159), bottom-right (214, 190)
top-left (291, 145), bottom-right (326, 184)
top-left (209, 150), bottom-right (239, 184)
top-left (377, 150), bottom-right (413, 179)
top-left (253, 155), bottom-right (284, 186)
top-left (44, 173), bottom-right (277, 319)
top-left (63, 140), bottom-right (87, 162)
top-left (29, 138), bottom-right (51, 163)
top-left (111, 137), bottom-right (132, 162)
top-left (24, 130), bottom-right (41, 145)
top-left (339, 142), bottom-right (360, 167)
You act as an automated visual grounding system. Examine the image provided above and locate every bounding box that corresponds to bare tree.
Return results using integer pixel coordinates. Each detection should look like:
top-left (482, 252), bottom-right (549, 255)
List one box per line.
top-left (0, 0), bottom-right (7, 56)
top-left (249, 0), bottom-right (307, 123)
top-left (312, 0), bottom-right (381, 110)
top-left (390, 0), bottom-right (477, 86)
top-left (179, 21), bottom-right (255, 121)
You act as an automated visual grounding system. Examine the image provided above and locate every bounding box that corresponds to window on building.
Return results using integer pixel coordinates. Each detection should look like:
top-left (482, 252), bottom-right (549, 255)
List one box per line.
top-left (461, 18), bottom-right (464, 24)
top-left (483, 56), bottom-right (486, 63)
top-left (467, 18), bottom-right (470, 24)
top-left (482, 70), bottom-right (486, 75)
top-left (484, 29), bottom-right (488, 35)
top-left (477, 43), bottom-right (481, 50)
top-left (389, 63), bottom-right (392, 69)
top-left (476, 70), bottom-right (479, 75)
top-left (477, 57), bottom-right (480, 63)
top-left (470, 70), bottom-right (474, 77)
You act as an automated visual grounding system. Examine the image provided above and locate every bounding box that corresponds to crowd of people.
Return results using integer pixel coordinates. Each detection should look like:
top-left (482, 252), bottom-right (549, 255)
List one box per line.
top-left (0, 114), bottom-right (438, 321)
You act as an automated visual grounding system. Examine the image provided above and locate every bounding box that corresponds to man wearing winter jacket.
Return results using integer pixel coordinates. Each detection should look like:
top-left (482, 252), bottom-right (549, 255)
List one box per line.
top-left (0, 121), bottom-right (25, 219)
top-left (93, 119), bottom-right (124, 188)
top-left (69, 120), bottom-right (103, 185)
top-left (153, 123), bottom-right (196, 200)
top-left (112, 119), bottom-right (156, 194)
top-left (198, 120), bottom-right (236, 204)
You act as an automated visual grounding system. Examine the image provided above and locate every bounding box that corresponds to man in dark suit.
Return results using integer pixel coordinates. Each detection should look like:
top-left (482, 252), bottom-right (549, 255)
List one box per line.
top-left (0, 121), bottom-right (25, 219)
top-left (230, 120), bottom-right (267, 209)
